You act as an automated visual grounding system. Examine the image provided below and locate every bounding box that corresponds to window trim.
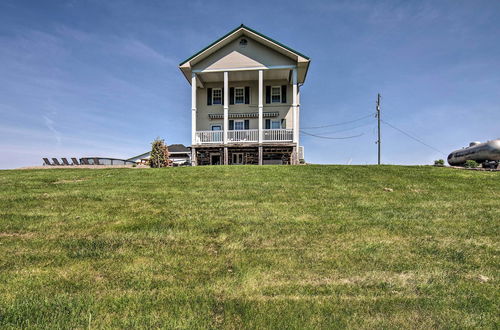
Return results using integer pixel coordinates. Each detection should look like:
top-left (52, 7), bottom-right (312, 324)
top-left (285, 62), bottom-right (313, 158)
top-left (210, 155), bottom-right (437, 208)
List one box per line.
top-left (234, 87), bottom-right (245, 104)
top-left (271, 86), bottom-right (281, 103)
top-left (270, 120), bottom-right (281, 129)
top-left (233, 120), bottom-right (245, 130)
top-left (212, 88), bottom-right (222, 105)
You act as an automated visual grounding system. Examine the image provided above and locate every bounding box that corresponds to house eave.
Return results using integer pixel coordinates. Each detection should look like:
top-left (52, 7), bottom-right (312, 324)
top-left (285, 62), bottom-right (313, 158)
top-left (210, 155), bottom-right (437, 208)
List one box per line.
top-left (179, 24), bottom-right (311, 84)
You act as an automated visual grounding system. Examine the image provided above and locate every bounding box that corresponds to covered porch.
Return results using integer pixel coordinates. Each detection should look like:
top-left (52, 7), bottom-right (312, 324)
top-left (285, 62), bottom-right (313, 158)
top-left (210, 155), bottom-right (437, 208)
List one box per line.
top-left (190, 67), bottom-right (300, 146)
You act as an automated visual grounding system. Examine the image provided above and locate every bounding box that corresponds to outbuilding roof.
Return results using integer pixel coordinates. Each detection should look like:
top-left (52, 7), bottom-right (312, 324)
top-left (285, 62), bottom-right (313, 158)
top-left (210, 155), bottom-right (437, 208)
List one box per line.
top-left (127, 144), bottom-right (190, 161)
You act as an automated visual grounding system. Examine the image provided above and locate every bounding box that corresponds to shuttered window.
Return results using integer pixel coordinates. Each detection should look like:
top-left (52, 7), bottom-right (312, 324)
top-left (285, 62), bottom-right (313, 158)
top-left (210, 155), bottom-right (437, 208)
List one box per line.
top-left (234, 120), bottom-right (244, 130)
top-left (212, 88), bottom-right (222, 105)
top-left (271, 86), bottom-right (281, 103)
top-left (234, 87), bottom-right (244, 104)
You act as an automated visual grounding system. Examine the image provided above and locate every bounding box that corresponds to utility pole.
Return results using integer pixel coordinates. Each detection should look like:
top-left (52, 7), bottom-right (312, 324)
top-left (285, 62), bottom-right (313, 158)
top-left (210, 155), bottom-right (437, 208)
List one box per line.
top-left (376, 93), bottom-right (381, 165)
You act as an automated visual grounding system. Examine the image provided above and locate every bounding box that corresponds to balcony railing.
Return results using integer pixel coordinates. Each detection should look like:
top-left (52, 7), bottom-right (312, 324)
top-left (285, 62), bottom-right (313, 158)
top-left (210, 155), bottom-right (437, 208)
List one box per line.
top-left (263, 129), bottom-right (293, 142)
top-left (195, 130), bottom-right (223, 144)
top-left (195, 129), bottom-right (293, 144)
top-left (228, 129), bottom-right (258, 142)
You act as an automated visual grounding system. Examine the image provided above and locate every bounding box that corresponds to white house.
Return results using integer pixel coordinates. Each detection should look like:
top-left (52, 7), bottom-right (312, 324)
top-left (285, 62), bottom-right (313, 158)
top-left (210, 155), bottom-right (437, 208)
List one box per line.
top-left (179, 24), bottom-right (310, 165)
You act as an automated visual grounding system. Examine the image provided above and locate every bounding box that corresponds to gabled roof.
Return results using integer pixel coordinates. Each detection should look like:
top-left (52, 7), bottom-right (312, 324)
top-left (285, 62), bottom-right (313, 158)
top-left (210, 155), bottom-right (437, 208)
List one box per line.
top-left (179, 24), bottom-right (309, 66)
top-left (179, 24), bottom-right (311, 84)
top-left (168, 144), bottom-right (190, 153)
top-left (127, 144), bottom-right (190, 161)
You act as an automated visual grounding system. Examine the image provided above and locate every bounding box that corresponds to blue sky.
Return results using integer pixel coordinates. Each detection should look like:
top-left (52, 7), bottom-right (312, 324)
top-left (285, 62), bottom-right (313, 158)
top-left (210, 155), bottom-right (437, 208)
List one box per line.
top-left (1, 0), bottom-right (499, 168)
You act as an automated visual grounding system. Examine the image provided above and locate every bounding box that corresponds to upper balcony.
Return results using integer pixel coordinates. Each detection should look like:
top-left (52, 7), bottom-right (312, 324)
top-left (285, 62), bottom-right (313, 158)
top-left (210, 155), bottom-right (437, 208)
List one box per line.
top-left (195, 129), bottom-right (293, 145)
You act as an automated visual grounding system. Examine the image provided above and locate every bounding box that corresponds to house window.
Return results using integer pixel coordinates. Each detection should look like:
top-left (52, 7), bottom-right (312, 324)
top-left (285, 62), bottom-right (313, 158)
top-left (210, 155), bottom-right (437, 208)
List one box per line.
top-left (271, 120), bottom-right (281, 129)
top-left (234, 87), bottom-right (244, 104)
top-left (211, 125), bottom-right (221, 130)
top-left (271, 86), bottom-right (281, 103)
top-left (212, 88), bottom-right (222, 105)
top-left (234, 120), bottom-right (244, 130)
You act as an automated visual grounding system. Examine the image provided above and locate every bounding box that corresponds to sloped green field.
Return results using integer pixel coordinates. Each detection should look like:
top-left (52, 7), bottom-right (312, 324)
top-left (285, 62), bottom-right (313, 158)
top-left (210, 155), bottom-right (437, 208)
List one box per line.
top-left (0, 165), bottom-right (498, 328)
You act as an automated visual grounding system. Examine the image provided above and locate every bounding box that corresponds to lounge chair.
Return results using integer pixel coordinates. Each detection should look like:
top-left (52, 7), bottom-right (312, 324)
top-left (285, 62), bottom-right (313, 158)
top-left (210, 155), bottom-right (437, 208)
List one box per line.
top-left (93, 158), bottom-right (101, 165)
top-left (43, 158), bottom-right (52, 166)
top-left (52, 158), bottom-right (61, 166)
top-left (71, 158), bottom-right (80, 165)
top-left (61, 158), bottom-right (71, 166)
top-left (80, 158), bottom-right (90, 165)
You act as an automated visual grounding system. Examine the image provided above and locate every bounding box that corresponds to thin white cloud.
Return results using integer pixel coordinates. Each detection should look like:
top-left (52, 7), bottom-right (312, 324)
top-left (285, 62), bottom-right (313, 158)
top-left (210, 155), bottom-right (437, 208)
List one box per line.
top-left (117, 38), bottom-right (176, 65)
top-left (42, 115), bottom-right (61, 145)
top-left (54, 24), bottom-right (178, 66)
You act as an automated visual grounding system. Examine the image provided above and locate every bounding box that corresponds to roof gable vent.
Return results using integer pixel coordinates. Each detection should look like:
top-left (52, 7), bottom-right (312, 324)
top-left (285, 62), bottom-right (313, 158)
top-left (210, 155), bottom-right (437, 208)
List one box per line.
top-left (239, 38), bottom-right (248, 48)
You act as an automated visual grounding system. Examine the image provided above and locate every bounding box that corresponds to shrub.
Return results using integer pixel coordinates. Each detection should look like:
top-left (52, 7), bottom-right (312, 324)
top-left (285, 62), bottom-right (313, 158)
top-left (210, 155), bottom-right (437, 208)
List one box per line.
top-left (148, 138), bottom-right (172, 168)
top-left (464, 160), bottom-right (478, 168)
top-left (434, 159), bottom-right (445, 166)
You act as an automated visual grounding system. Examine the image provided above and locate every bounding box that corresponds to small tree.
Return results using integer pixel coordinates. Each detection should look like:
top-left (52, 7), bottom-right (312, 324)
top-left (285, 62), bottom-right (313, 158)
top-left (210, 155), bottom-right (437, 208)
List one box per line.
top-left (434, 159), bottom-right (445, 166)
top-left (148, 138), bottom-right (172, 168)
top-left (464, 160), bottom-right (478, 168)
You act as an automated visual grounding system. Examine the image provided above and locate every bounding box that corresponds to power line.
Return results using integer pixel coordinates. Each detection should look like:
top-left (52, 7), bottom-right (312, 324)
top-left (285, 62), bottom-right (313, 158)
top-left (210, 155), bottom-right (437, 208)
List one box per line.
top-left (300, 130), bottom-right (365, 140)
top-left (307, 121), bottom-right (374, 135)
top-left (381, 119), bottom-right (446, 155)
top-left (302, 113), bottom-right (374, 129)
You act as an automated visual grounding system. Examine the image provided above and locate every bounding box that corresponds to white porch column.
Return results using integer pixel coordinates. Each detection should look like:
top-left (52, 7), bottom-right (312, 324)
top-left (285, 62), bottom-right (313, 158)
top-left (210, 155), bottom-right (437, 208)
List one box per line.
top-left (223, 71), bottom-right (229, 144)
top-left (258, 69), bottom-right (263, 144)
top-left (292, 68), bottom-right (298, 144)
top-left (191, 73), bottom-right (197, 146)
top-left (297, 87), bottom-right (300, 146)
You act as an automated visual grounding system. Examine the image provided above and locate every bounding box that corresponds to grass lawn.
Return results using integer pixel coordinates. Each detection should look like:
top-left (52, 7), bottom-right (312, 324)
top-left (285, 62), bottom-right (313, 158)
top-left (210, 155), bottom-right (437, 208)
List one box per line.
top-left (0, 165), bottom-right (498, 328)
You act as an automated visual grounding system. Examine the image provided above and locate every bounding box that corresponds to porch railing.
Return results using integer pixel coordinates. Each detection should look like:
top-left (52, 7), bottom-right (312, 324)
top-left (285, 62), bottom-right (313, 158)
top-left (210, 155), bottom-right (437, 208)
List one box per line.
top-left (195, 130), bottom-right (223, 144)
top-left (195, 129), bottom-right (293, 144)
top-left (228, 129), bottom-right (258, 142)
top-left (263, 129), bottom-right (293, 142)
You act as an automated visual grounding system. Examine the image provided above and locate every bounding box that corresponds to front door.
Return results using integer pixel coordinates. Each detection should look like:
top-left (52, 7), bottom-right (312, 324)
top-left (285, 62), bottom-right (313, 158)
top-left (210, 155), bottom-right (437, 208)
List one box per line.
top-left (232, 153), bottom-right (244, 165)
top-left (211, 154), bottom-right (221, 165)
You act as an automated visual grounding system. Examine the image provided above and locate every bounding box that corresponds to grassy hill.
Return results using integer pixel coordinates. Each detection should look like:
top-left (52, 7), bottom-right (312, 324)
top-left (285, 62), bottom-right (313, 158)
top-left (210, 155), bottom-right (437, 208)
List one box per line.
top-left (0, 165), bottom-right (498, 328)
